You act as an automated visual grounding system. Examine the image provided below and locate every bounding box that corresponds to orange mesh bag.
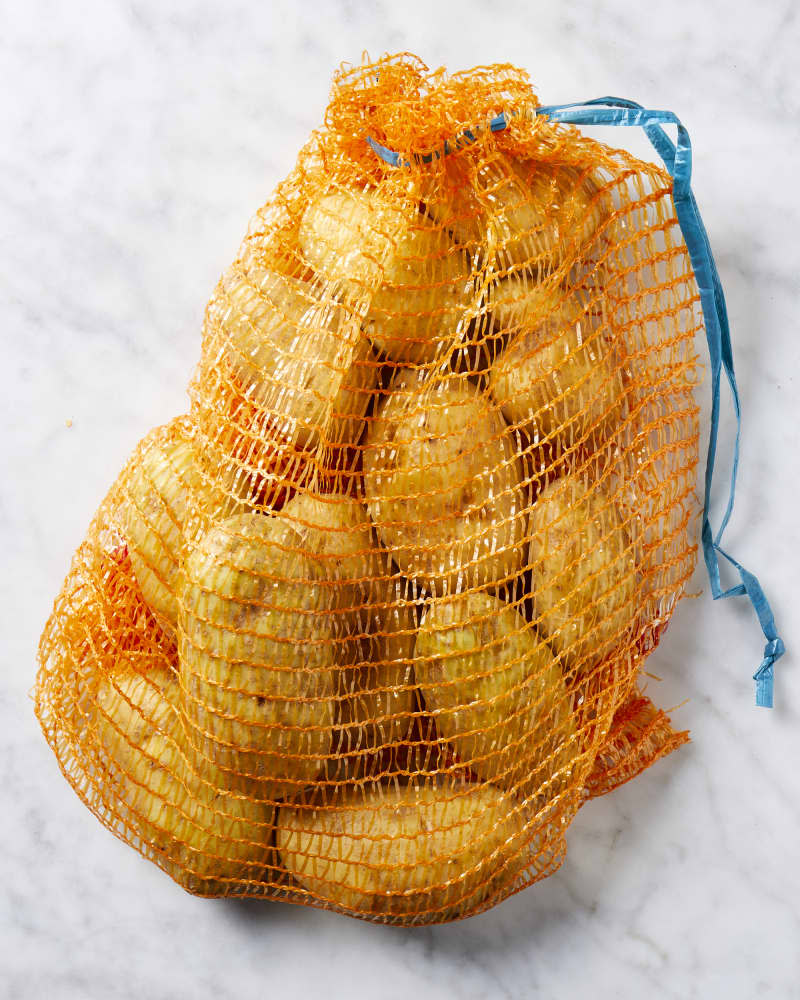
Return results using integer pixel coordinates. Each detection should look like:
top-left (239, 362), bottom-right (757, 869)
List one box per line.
top-left (36, 54), bottom-right (784, 925)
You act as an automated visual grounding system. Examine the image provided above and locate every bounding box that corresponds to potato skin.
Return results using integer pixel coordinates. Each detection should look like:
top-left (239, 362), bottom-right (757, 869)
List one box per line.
top-left (528, 472), bottom-right (638, 675)
top-left (280, 492), bottom-right (417, 755)
top-left (278, 492), bottom-right (378, 637)
top-left (298, 189), bottom-right (410, 292)
top-left (124, 426), bottom-right (245, 631)
top-left (488, 280), bottom-right (624, 457)
top-left (426, 155), bottom-right (609, 275)
top-left (364, 369), bottom-right (528, 596)
top-left (95, 668), bottom-right (274, 895)
top-left (415, 591), bottom-right (577, 801)
top-left (299, 190), bottom-right (474, 365)
top-left (211, 258), bottom-right (378, 453)
top-left (178, 512), bottom-right (337, 796)
top-left (333, 594), bottom-right (417, 758)
top-left (276, 780), bottom-right (529, 923)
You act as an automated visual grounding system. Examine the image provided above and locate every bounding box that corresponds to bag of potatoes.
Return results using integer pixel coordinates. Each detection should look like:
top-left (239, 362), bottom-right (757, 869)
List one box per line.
top-left (35, 54), bottom-right (781, 925)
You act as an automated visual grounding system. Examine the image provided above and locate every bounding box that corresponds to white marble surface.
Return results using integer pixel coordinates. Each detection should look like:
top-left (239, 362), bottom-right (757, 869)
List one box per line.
top-left (3, 1), bottom-right (798, 997)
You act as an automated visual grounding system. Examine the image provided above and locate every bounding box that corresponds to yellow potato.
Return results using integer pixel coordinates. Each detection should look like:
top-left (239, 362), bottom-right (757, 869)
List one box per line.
top-left (415, 591), bottom-right (578, 801)
top-left (279, 492), bottom-right (377, 636)
top-left (299, 189), bottom-right (474, 364)
top-left (124, 425), bottom-right (245, 631)
top-left (528, 472), bottom-right (639, 675)
top-left (178, 512), bottom-right (337, 795)
top-left (298, 188), bottom-right (410, 291)
top-left (334, 592), bottom-right (418, 757)
top-left (427, 155), bottom-right (610, 274)
top-left (363, 368), bottom-right (528, 596)
top-left (277, 780), bottom-right (529, 923)
top-left (280, 492), bottom-right (417, 754)
top-left (210, 257), bottom-right (378, 452)
top-left (488, 280), bottom-right (624, 454)
top-left (95, 668), bottom-right (274, 895)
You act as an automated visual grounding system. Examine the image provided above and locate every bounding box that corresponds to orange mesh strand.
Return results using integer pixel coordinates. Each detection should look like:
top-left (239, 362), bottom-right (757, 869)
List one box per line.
top-left (584, 686), bottom-right (690, 798)
top-left (35, 54), bottom-right (700, 925)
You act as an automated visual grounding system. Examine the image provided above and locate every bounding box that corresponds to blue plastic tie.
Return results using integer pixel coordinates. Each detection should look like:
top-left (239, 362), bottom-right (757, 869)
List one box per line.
top-left (366, 96), bottom-right (785, 706)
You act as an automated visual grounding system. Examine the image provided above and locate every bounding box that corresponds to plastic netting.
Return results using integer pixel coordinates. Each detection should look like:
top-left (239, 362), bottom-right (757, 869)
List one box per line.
top-left (36, 54), bottom-right (700, 925)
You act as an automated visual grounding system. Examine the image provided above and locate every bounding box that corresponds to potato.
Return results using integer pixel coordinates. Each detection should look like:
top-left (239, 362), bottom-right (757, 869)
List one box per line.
top-left (280, 492), bottom-right (417, 754)
top-left (276, 780), bottom-right (529, 922)
top-left (195, 391), bottom-right (314, 513)
top-left (299, 189), bottom-right (475, 364)
top-left (364, 368), bottom-right (528, 596)
top-left (210, 257), bottom-right (378, 453)
top-left (415, 591), bottom-right (578, 802)
top-left (178, 512), bottom-right (337, 795)
top-left (298, 189), bottom-right (410, 291)
top-left (426, 155), bottom-right (609, 274)
top-left (488, 280), bottom-right (624, 455)
top-left (528, 472), bottom-right (638, 675)
top-left (334, 594), bottom-right (417, 757)
top-left (279, 492), bottom-right (376, 635)
top-left (124, 424), bottom-right (246, 632)
top-left (95, 668), bottom-right (274, 895)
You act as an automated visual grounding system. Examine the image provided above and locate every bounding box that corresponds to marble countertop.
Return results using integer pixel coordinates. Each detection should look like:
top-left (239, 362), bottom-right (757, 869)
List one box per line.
top-left (3, 2), bottom-right (798, 997)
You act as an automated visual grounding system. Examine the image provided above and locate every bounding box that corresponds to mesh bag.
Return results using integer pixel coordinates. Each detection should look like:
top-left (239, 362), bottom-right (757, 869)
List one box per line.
top-left (35, 55), bottom-right (780, 925)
